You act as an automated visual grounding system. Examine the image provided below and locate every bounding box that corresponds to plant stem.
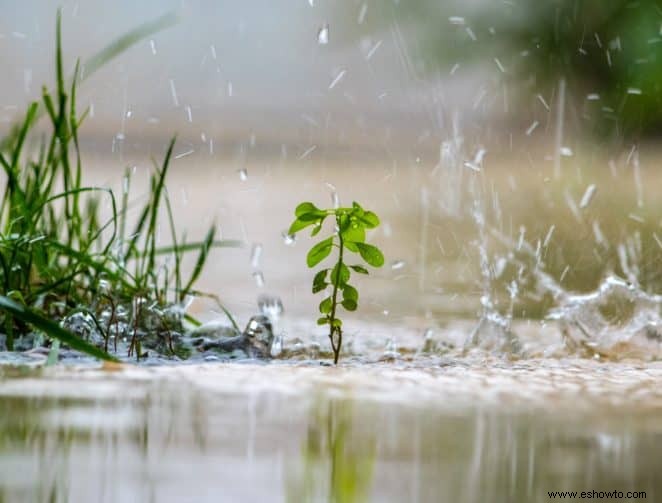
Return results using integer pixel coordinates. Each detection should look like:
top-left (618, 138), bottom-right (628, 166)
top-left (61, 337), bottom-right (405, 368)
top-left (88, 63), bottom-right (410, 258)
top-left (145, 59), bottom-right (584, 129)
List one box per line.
top-left (328, 215), bottom-right (344, 364)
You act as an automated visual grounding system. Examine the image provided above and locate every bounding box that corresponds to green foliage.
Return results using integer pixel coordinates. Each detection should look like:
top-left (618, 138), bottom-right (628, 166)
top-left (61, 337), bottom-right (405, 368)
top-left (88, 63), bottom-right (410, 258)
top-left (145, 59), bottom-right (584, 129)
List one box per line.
top-left (353, 0), bottom-right (662, 139)
top-left (288, 201), bottom-right (383, 364)
top-left (0, 12), bottom-right (238, 361)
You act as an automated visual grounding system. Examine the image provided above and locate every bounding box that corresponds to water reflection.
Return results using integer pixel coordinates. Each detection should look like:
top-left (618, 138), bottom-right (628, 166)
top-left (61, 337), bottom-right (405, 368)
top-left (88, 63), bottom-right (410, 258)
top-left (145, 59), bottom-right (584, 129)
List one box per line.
top-left (0, 371), bottom-right (660, 502)
top-left (287, 400), bottom-right (376, 503)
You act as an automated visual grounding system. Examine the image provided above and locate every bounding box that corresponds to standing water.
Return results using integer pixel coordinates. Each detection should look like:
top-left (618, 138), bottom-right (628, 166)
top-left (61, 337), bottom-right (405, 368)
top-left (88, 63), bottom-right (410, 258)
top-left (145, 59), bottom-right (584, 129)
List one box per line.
top-left (1, 1), bottom-right (662, 501)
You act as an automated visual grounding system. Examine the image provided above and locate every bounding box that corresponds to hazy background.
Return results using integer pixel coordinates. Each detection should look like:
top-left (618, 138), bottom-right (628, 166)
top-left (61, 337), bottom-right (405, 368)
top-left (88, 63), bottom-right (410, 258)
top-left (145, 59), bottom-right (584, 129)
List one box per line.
top-left (1, 1), bottom-right (660, 324)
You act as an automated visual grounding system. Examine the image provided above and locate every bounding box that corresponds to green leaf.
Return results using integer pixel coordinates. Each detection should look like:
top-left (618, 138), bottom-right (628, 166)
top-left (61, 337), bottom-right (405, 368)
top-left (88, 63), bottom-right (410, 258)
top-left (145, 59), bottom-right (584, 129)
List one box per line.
top-left (359, 211), bottom-right (380, 228)
top-left (349, 265), bottom-right (369, 274)
top-left (312, 269), bottom-right (328, 293)
top-left (295, 202), bottom-right (320, 217)
top-left (330, 263), bottom-right (350, 286)
top-left (351, 201), bottom-right (365, 215)
top-left (299, 212), bottom-right (325, 222)
top-left (307, 237), bottom-right (333, 267)
top-left (355, 242), bottom-right (385, 267)
top-left (317, 317), bottom-right (329, 325)
top-left (341, 299), bottom-right (357, 311)
top-left (312, 282), bottom-right (328, 294)
top-left (289, 218), bottom-right (314, 235)
top-left (342, 284), bottom-right (359, 302)
top-left (319, 297), bottom-right (332, 314)
top-left (341, 223), bottom-right (365, 245)
top-left (311, 222), bottom-right (323, 236)
top-left (331, 318), bottom-right (342, 328)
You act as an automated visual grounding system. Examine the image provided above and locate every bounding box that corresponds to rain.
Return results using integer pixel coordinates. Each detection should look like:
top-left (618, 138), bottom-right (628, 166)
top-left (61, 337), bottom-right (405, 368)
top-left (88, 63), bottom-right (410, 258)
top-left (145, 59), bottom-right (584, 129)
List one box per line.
top-left (0, 1), bottom-right (661, 501)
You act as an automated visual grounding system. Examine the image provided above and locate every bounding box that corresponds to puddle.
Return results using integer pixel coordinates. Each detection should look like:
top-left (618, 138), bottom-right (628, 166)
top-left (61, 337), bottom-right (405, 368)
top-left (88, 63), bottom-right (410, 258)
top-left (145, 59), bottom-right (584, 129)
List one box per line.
top-left (1, 361), bottom-right (661, 502)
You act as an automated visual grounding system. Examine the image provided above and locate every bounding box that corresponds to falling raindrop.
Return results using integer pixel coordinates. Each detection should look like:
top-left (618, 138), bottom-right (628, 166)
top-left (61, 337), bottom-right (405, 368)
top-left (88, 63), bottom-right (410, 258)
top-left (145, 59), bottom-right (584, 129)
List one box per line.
top-left (579, 184), bottom-right (597, 209)
top-left (238, 168), bottom-right (248, 181)
top-left (317, 24), bottom-right (329, 45)
top-left (357, 4), bottom-right (367, 25)
top-left (328, 69), bottom-right (346, 89)
top-left (250, 243), bottom-right (263, 268)
top-left (149, 39), bottom-right (156, 55)
top-left (169, 79), bottom-right (179, 107)
top-left (252, 271), bottom-right (265, 288)
top-left (525, 120), bottom-right (539, 136)
top-left (391, 260), bottom-right (405, 270)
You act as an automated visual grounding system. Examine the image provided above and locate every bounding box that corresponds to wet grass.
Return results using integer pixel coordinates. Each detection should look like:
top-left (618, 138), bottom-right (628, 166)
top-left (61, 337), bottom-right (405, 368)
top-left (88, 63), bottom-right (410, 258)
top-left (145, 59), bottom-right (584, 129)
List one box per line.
top-left (0, 12), bottom-right (238, 361)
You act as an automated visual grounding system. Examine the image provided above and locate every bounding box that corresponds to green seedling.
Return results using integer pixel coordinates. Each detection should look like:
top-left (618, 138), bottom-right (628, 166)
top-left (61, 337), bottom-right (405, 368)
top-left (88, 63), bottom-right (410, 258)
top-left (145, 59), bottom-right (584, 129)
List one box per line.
top-left (288, 201), bottom-right (384, 364)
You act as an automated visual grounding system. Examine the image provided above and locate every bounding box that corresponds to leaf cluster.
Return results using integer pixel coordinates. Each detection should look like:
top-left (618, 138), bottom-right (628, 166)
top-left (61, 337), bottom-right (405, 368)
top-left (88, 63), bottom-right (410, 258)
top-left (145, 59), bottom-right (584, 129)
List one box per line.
top-left (288, 200), bottom-right (383, 356)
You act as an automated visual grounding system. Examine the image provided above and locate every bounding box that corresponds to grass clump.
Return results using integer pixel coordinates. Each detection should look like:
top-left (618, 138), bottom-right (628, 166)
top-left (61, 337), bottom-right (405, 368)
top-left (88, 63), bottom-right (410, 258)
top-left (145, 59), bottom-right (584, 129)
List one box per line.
top-left (288, 201), bottom-right (384, 364)
top-left (0, 12), bottom-right (237, 361)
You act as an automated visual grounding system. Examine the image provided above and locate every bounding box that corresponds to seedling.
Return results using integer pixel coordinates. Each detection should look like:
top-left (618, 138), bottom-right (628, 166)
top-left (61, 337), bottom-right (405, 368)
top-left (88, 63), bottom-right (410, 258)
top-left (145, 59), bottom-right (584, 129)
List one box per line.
top-left (288, 201), bottom-right (384, 364)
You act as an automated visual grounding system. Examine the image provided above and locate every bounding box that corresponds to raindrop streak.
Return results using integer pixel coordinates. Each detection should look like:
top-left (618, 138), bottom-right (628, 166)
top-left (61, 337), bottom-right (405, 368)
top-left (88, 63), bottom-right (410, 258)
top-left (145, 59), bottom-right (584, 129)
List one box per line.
top-left (653, 233), bottom-right (662, 250)
top-left (252, 271), bottom-right (265, 288)
top-left (525, 120), bottom-right (539, 136)
top-left (553, 78), bottom-right (566, 178)
top-left (543, 225), bottom-right (555, 247)
top-left (328, 69), bottom-right (346, 89)
top-left (536, 94), bottom-right (550, 111)
top-left (365, 40), bottom-right (382, 60)
top-left (358, 4), bottom-right (367, 24)
top-left (238, 168), bottom-right (248, 181)
top-left (298, 145), bottom-right (317, 160)
top-left (579, 184), bottom-right (597, 209)
top-left (627, 87), bottom-right (642, 95)
top-left (325, 183), bottom-right (339, 209)
top-left (250, 243), bottom-right (263, 269)
top-left (317, 24), bottom-right (329, 45)
top-left (169, 79), bottom-right (179, 107)
top-left (149, 39), bottom-right (156, 55)
top-left (391, 260), bottom-right (405, 270)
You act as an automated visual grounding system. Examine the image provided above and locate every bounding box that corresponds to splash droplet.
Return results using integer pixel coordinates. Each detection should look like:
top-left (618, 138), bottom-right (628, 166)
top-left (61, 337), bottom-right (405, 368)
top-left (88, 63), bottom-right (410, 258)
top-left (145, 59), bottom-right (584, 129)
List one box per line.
top-left (281, 231), bottom-right (296, 246)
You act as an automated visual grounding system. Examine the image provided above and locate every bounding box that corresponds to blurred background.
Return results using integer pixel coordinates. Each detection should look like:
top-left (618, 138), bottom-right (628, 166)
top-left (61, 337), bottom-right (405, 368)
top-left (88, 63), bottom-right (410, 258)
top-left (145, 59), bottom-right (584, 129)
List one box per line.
top-left (1, 0), bottom-right (660, 327)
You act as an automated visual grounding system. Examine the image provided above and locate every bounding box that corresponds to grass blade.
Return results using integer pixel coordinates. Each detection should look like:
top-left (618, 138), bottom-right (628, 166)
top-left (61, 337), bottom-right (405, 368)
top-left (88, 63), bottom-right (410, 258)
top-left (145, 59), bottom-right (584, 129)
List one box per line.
top-left (0, 296), bottom-right (118, 362)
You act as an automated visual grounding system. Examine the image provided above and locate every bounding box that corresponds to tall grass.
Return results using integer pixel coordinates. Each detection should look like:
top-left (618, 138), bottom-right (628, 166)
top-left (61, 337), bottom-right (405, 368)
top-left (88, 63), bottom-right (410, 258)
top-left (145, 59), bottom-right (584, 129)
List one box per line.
top-left (0, 11), bottom-right (238, 361)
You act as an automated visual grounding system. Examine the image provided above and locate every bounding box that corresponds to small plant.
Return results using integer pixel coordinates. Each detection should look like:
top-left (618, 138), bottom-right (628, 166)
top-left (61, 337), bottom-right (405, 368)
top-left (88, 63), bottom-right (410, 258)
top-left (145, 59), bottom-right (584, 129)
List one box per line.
top-left (288, 200), bottom-right (384, 364)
